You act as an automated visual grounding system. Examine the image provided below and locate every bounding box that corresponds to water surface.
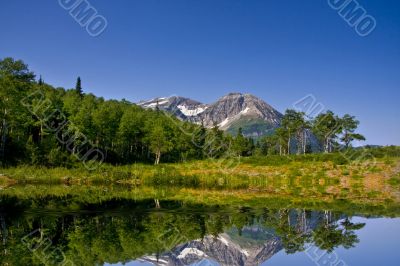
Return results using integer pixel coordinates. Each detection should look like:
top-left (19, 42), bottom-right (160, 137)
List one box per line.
top-left (0, 187), bottom-right (399, 266)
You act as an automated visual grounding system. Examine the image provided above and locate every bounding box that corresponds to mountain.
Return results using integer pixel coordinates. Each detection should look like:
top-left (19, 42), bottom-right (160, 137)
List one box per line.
top-left (137, 93), bottom-right (283, 137)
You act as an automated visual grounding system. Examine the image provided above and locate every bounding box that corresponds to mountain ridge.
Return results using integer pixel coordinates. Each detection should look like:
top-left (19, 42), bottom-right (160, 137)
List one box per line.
top-left (137, 93), bottom-right (283, 137)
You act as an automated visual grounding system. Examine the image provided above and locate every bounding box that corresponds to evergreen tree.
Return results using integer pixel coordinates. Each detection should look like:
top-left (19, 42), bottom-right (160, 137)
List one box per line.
top-left (193, 124), bottom-right (207, 158)
top-left (259, 135), bottom-right (274, 155)
top-left (206, 122), bottom-right (226, 158)
top-left (232, 128), bottom-right (247, 157)
top-left (75, 76), bottom-right (83, 97)
top-left (38, 75), bottom-right (44, 85)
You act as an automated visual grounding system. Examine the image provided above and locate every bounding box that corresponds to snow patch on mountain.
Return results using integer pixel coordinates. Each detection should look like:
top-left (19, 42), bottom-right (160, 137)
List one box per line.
top-left (241, 107), bottom-right (250, 114)
top-left (219, 117), bottom-right (230, 128)
top-left (177, 105), bottom-right (207, 117)
top-left (138, 97), bottom-right (170, 108)
top-left (145, 100), bottom-right (168, 107)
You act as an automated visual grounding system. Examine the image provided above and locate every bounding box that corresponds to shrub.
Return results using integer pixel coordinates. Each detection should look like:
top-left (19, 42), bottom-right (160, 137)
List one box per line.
top-left (47, 148), bottom-right (68, 167)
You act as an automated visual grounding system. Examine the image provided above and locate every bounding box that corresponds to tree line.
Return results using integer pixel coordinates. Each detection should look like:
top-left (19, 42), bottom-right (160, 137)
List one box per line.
top-left (0, 57), bottom-right (247, 166)
top-left (257, 109), bottom-right (365, 156)
top-left (0, 57), bottom-right (365, 167)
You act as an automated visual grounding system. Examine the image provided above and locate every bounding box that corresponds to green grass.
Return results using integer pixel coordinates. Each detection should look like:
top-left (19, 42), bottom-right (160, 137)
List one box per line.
top-left (342, 169), bottom-right (350, 176)
top-left (1, 149), bottom-right (399, 211)
top-left (388, 174), bottom-right (400, 187)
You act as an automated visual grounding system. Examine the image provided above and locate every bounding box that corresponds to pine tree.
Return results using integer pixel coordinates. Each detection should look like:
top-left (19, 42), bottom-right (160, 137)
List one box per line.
top-left (38, 75), bottom-right (44, 85)
top-left (75, 77), bottom-right (83, 97)
top-left (233, 128), bottom-right (247, 158)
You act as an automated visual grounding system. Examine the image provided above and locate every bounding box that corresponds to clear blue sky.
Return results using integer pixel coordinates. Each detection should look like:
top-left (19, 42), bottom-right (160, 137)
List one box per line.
top-left (1, 0), bottom-right (399, 145)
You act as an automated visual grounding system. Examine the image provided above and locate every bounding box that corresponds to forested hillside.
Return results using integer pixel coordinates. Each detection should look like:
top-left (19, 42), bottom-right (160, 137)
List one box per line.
top-left (0, 57), bottom-right (366, 167)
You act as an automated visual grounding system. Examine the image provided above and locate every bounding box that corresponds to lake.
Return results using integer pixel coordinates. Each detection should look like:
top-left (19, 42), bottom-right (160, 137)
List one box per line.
top-left (1, 185), bottom-right (400, 266)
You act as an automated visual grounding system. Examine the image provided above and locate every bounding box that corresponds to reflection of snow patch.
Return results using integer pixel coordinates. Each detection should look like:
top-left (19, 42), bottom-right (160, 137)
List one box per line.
top-left (194, 259), bottom-right (219, 266)
top-left (177, 105), bottom-right (207, 116)
top-left (218, 236), bottom-right (229, 246)
top-left (141, 255), bottom-right (168, 264)
top-left (177, 248), bottom-right (206, 259)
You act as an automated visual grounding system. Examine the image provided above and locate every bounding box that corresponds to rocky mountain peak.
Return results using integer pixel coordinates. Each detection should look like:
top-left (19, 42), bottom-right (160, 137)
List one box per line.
top-left (137, 93), bottom-right (283, 137)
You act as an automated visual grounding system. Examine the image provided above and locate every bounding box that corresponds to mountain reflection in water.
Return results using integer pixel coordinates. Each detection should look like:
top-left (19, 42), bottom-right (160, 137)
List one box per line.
top-left (1, 194), bottom-right (385, 266)
top-left (135, 210), bottom-right (362, 266)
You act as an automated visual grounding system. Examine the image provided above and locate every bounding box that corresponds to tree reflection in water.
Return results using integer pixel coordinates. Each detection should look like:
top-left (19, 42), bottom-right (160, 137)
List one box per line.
top-left (0, 196), bottom-right (368, 266)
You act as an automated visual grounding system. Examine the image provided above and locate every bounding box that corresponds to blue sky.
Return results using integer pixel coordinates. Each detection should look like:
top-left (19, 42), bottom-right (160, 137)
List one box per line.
top-left (1, 0), bottom-right (399, 145)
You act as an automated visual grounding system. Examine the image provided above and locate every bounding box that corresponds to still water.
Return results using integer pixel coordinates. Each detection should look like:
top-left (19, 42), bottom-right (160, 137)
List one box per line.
top-left (1, 194), bottom-right (399, 266)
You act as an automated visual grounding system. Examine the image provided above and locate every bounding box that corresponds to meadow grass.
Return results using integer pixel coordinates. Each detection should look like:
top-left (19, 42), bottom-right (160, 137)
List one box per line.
top-left (1, 151), bottom-right (399, 207)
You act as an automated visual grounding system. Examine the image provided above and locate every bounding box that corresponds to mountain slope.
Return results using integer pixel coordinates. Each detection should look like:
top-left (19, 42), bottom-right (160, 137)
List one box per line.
top-left (137, 93), bottom-right (283, 137)
top-left (199, 93), bottom-right (282, 136)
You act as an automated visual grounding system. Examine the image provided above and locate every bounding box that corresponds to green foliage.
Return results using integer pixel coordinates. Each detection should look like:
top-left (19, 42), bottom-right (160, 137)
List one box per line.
top-left (340, 114), bottom-right (365, 148)
top-left (366, 146), bottom-right (400, 158)
top-left (312, 111), bottom-right (342, 153)
top-left (261, 110), bottom-right (367, 156)
top-left (232, 128), bottom-right (253, 157)
top-left (47, 147), bottom-right (68, 167)
top-left (75, 76), bottom-right (83, 96)
top-left (351, 174), bottom-right (364, 179)
top-left (281, 109), bottom-right (307, 154)
top-left (0, 57), bottom-right (232, 166)
top-left (241, 152), bottom-right (355, 167)
top-left (226, 117), bottom-right (275, 136)
top-left (388, 174), bottom-right (400, 188)
top-left (145, 120), bottom-right (173, 164)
